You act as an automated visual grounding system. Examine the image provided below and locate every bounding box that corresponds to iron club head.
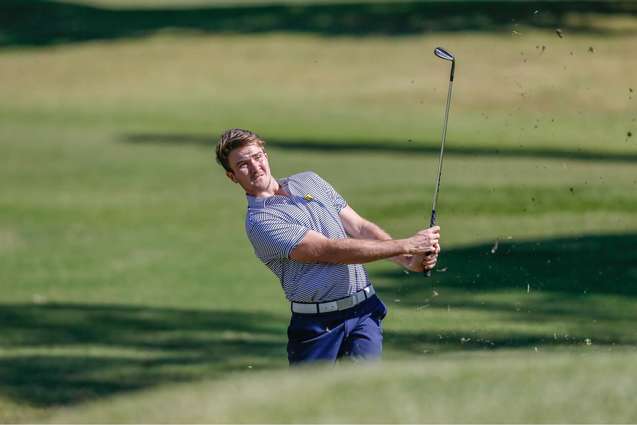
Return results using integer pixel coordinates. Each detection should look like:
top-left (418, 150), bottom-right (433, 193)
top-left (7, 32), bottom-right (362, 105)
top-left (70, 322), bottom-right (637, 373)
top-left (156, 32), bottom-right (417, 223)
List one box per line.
top-left (434, 47), bottom-right (455, 62)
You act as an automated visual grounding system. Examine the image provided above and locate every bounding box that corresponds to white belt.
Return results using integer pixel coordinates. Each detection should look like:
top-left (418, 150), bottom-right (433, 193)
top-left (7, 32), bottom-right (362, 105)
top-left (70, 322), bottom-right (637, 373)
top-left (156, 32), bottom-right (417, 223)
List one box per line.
top-left (291, 286), bottom-right (375, 314)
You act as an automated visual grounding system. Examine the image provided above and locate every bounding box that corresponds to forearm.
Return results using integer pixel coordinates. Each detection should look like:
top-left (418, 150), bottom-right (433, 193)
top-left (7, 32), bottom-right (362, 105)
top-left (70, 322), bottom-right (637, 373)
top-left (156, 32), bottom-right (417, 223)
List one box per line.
top-left (354, 220), bottom-right (412, 268)
top-left (336, 206), bottom-right (438, 269)
top-left (316, 237), bottom-right (409, 265)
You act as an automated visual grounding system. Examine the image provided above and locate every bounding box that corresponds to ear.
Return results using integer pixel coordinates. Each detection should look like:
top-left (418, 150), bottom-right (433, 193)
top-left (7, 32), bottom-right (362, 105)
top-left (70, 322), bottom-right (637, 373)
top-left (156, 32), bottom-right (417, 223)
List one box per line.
top-left (226, 170), bottom-right (238, 183)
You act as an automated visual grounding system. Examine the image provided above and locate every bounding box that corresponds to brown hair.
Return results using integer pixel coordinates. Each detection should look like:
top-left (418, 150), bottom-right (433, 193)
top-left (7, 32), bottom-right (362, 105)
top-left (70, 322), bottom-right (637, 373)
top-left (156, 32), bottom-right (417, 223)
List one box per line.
top-left (215, 128), bottom-right (265, 172)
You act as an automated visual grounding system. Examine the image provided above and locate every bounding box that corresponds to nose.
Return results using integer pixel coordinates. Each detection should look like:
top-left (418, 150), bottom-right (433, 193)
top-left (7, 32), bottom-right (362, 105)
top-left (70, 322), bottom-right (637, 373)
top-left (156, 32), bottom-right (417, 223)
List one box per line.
top-left (247, 158), bottom-right (261, 173)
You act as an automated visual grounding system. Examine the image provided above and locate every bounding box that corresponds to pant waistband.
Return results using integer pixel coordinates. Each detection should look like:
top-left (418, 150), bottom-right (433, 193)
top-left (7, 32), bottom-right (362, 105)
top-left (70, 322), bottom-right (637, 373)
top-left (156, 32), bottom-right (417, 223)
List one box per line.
top-left (291, 286), bottom-right (375, 314)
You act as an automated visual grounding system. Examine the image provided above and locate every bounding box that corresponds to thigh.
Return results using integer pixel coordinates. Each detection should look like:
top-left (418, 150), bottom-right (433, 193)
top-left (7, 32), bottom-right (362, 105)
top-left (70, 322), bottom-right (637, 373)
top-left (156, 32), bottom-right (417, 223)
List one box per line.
top-left (345, 313), bottom-right (383, 360)
top-left (287, 314), bottom-right (346, 365)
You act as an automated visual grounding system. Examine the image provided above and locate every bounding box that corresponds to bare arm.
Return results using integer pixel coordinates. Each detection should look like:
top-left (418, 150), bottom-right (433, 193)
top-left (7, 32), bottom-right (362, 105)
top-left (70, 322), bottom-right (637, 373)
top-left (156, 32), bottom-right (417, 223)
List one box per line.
top-left (339, 205), bottom-right (440, 271)
top-left (339, 205), bottom-right (392, 241)
top-left (339, 206), bottom-right (408, 268)
top-left (289, 228), bottom-right (436, 264)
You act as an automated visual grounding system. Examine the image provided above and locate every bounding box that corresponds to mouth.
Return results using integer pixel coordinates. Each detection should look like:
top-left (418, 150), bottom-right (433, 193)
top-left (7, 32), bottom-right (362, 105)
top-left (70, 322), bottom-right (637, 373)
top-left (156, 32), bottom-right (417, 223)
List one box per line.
top-left (251, 173), bottom-right (265, 183)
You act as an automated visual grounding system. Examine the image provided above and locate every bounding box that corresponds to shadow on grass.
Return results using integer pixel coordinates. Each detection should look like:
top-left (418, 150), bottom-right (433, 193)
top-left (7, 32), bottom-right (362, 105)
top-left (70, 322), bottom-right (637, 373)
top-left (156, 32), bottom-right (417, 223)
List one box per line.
top-left (0, 305), bottom-right (287, 407)
top-left (2, 0), bottom-right (637, 48)
top-left (124, 132), bottom-right (637, 163)
top-left (379, 232), bottom-right (637, 353)
top-left (1, 234), bottom-right (635, 408)
top-left (382, 232), bottom-right (637, 297)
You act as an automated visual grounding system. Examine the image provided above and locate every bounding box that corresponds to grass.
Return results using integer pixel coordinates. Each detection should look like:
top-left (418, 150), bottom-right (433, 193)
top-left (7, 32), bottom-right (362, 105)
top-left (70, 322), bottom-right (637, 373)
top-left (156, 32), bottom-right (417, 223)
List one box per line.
top-left (1, 1), bottom-right (637, 422)
top-left (47, 350), bottom-right (637, 423)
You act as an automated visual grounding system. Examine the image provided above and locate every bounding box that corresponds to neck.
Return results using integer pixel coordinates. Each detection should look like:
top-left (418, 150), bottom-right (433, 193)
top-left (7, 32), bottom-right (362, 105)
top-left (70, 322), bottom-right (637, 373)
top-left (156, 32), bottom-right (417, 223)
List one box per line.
top-left (249, 176), bottom-right (280, 198)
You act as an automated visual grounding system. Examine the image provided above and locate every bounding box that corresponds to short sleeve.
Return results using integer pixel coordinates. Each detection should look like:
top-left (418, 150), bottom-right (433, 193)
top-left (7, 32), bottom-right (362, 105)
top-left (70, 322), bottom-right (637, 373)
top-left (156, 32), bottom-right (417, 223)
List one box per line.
top-left (247, 216), bottom-right (308, 262)
top-left (309, 172), bottom-right (347, 212)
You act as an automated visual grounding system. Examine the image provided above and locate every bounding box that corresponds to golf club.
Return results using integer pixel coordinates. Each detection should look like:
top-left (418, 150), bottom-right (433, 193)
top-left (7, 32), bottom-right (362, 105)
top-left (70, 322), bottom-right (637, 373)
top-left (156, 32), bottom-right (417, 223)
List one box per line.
top-left (425, 47), bottom-right (455, 277)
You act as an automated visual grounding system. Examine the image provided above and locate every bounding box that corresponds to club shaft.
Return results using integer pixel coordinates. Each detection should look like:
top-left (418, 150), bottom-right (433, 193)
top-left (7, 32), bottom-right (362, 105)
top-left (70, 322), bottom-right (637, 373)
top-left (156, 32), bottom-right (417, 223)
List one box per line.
top-left (430, 75), bottom-right (454, 219)
top-left (425, 63), bottom-right (454, 277)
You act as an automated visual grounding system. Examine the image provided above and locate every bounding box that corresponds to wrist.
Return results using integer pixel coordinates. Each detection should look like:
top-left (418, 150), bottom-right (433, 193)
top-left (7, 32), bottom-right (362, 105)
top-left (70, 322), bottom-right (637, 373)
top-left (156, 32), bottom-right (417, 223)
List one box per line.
top-left (398, 238), bottom-right (415, 255)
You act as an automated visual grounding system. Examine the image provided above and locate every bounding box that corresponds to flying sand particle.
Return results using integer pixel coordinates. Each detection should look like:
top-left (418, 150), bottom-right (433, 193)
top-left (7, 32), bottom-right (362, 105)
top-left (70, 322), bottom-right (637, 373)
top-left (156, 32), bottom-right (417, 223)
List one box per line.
top-left (490, 240), bottom-right (499, 254)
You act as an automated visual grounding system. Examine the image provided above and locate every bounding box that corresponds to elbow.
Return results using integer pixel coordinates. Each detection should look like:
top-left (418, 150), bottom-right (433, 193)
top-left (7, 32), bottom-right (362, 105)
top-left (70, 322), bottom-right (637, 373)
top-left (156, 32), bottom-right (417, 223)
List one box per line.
top-left (290, 238), bottom-right (332, 263)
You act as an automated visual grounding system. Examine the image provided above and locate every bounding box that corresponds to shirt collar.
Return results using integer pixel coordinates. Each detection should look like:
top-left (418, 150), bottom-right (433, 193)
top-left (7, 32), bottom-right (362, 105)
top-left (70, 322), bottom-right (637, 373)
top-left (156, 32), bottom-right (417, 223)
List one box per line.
top-left (246, 194), bottom-right (267, 209)
top-left (246, 178), bottom-right (290, 209)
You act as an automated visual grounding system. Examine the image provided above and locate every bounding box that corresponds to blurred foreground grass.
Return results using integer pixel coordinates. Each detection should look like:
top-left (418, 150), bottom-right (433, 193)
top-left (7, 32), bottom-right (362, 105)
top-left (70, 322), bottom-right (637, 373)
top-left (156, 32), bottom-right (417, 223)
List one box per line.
top-left (47, 351), bottom-right (637, 423)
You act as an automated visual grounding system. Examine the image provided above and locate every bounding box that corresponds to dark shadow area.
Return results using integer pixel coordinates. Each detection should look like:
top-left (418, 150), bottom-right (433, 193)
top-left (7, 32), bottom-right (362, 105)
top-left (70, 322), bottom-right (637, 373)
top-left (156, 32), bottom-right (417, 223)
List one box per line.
top-left (379, 232), bottom-right (637, 354)
top-left (381, 232), bottom-right (637, 297)
top-left (2, 0), bottom-right (637, 48)
top-left (0, 304), bottom-right (287, 407)
top-left (124, 132), bottom-right (637, 163)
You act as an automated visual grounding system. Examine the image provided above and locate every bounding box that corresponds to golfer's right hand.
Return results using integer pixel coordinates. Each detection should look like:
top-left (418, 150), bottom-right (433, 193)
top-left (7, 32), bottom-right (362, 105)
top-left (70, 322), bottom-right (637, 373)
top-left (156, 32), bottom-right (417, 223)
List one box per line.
top-left (404, 226), bottom-right (440, 255)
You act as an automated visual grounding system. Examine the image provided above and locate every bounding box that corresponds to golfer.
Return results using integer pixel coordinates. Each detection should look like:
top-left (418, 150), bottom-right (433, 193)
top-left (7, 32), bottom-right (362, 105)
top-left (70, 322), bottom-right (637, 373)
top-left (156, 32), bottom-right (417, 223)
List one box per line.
top-left (215, 128), bottom-right (441, 364)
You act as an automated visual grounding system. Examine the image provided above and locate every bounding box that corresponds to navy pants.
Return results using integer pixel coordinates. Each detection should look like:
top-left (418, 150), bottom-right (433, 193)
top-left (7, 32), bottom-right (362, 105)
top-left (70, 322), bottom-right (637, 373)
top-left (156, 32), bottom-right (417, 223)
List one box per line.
top-left (287, 295), bottom-right (387, 365)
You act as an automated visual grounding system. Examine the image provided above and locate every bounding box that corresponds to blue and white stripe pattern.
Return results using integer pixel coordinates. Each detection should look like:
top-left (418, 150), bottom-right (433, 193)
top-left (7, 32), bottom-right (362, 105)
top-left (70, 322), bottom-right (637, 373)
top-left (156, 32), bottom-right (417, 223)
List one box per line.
top-left (246, 171), bottom-right (371, 303)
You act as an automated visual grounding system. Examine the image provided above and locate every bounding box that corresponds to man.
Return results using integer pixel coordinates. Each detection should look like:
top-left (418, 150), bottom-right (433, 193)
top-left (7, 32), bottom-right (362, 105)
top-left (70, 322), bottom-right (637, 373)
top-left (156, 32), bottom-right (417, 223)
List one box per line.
top-left (215, 128), bottom-right (440, 364)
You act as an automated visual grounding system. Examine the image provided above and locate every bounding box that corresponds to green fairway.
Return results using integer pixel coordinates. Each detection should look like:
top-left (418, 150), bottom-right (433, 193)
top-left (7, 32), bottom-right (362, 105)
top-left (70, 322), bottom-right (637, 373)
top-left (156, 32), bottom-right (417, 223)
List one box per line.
top-left (1, 0), bottom-right (637, 423)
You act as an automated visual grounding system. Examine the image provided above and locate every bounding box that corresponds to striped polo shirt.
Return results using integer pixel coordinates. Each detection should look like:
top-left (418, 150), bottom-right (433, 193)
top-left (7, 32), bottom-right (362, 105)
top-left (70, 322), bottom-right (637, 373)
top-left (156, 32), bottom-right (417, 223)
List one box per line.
top-left (245, 171), bottom-right (371, 303)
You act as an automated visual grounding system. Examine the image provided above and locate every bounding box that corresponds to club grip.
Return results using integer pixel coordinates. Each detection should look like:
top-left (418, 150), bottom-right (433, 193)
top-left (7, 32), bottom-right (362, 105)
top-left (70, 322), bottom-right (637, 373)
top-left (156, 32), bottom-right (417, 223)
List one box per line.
top-left (423, 210), bottom-right (437, 277)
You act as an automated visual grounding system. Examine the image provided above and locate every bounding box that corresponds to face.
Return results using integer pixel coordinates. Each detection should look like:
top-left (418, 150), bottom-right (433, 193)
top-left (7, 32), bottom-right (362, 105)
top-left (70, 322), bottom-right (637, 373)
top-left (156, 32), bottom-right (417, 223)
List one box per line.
top-left (226, 144), bottom-right (273, 196)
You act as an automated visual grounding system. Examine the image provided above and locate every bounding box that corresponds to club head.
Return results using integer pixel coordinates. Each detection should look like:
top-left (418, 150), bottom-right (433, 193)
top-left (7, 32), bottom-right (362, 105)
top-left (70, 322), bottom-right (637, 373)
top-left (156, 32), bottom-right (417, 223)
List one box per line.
top-left (434, 47), bottom-right (455, 62)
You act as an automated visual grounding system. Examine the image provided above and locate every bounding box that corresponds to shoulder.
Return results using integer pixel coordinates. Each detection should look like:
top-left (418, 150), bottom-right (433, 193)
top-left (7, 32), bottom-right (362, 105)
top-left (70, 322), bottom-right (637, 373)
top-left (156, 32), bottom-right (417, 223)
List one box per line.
top-left (245, 208), bottom-right (278, 229)
top-left (288, 170), bottom-right (321, 183)
top-left (288, 171), bottom-right (332, 188)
